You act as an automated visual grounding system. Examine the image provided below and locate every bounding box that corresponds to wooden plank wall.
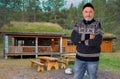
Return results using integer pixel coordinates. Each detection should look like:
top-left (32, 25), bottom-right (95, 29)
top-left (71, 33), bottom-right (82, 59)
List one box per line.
top-left (101, 39), bottom-right (112, 52)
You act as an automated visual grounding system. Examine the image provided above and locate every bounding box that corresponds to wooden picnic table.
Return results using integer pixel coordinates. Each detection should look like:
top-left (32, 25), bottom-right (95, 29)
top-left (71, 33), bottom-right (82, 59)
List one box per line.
top-left (39, 56), bottom-right (59, 71)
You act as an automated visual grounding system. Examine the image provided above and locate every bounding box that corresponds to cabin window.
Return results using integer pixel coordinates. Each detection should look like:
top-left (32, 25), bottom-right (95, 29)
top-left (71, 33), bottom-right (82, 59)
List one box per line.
top-left (67, 40), bottom-right (74, 46)
top-left (38, 38), bottom-right (51, 46)
top-left (27, 39), bottom-right (35, 46)
top-left (18, 40), bottom-right (24, 46)
top-left (15, 37), bottom-right (35, 46)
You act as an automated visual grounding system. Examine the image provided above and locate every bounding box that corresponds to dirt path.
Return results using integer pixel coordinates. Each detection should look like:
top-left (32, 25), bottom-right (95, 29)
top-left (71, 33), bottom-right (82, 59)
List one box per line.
top-left (0, 66), bottom-right (120, 79)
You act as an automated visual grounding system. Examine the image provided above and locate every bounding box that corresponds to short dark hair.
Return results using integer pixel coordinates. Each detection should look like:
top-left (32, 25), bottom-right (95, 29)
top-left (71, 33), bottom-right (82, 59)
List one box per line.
top-left (82, 3), bottom-right (94, 10)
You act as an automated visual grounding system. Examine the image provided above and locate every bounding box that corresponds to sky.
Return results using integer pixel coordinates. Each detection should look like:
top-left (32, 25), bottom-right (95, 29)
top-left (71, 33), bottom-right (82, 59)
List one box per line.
top-left (39, 0), bottom-right (92, 9)
top-left (40, 0), bottom-right (83, 9)
top-left (64, 0), bottom-right (82, 8)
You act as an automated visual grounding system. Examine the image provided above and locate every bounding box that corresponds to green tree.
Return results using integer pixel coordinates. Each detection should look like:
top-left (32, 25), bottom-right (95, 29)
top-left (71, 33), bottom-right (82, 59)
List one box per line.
top-left (92, 0), bottom-right (106, 21)
top-left (109, 0), bottom-right (120, 47)
top-left (0, 0), bottom-right (12, 26)
top-left (114, 0), bottom-right (120, 23)
top-left (42, 0), bottom-right (66, 23)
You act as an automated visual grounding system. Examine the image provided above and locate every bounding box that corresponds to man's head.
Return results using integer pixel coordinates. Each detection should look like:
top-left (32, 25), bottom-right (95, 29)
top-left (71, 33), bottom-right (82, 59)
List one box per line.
top-left (82, 3), bottom-right (94, 21)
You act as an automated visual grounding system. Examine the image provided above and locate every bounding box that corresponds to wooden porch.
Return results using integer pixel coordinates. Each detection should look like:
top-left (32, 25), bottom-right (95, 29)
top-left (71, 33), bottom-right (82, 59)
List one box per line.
top-left (3, 32), bottom-right (65, 59)
top-left (7, 46), bottom-right (60, 57)
top-left (8, 46), bottom-right (52, 53)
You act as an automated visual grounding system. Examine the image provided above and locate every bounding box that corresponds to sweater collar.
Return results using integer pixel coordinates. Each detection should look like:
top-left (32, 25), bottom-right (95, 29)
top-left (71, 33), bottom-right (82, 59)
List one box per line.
top-left (83, 19), bottom-right (95, 25)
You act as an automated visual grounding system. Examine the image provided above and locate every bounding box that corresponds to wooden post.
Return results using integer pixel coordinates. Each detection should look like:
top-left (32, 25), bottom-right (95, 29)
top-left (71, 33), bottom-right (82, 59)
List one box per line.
top-left (60, 37), bottom-right (62, 57)
top-left (12, 37), bottom-right (14, 46)
top-left (4, 35), bottom-right (8, 59)
top-left (35, 37), bottom-right (38, 58)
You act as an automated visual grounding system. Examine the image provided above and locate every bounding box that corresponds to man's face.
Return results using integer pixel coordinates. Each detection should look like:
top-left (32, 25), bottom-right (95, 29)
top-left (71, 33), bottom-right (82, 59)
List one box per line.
top-left (82, 7), bottom-right (94, 21)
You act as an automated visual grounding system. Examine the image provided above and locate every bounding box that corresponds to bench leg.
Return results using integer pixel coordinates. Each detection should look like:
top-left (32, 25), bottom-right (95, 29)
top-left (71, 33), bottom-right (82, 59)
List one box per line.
top-left (37, 66), bottom-right (44, 72)
top-left (61, 62), bottom-right (66, 69)
top-left (31, 62), bottom-right (34, 67)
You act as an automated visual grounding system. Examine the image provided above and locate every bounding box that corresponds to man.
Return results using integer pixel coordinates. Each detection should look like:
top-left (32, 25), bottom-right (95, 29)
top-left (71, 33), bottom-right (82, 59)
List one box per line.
top-left (71, 3), bottom-right (103, 79)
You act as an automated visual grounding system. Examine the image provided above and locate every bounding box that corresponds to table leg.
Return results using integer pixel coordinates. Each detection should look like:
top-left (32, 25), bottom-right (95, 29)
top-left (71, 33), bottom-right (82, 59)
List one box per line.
top-left (47, 62), bottom-right (59, 71)
top-left (54, 62), bottom-right (59, 70)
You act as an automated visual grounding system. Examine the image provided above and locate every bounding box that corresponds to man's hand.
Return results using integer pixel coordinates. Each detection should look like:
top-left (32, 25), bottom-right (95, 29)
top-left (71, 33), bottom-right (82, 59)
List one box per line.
top-left (90, 34), bottom-right (95, 39)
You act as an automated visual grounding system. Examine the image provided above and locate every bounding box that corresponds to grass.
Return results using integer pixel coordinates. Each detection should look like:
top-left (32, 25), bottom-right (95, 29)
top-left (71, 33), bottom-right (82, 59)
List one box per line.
top-left (99, 52), bottom-right (120, 74)
top-left (0, 59), bottom-right (30, 68)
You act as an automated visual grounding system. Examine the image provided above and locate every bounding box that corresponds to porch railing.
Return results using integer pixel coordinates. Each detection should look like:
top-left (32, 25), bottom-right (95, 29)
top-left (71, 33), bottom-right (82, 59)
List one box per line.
top-left (8, 46), bottom-right (52, 53)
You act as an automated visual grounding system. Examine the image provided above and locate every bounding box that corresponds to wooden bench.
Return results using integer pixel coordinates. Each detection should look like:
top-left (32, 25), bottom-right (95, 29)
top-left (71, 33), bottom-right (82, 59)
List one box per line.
top-left (30, 59), bottom-right (45, 72)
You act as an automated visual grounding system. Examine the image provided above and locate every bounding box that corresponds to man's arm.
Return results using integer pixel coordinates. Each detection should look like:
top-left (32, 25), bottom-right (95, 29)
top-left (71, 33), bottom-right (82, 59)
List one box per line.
top-left (71, 30), bottom-right (82, 45)
top-left (87, 22), bottom-right (103, 46)
top-left (88, 34), bottom-right (103, 46)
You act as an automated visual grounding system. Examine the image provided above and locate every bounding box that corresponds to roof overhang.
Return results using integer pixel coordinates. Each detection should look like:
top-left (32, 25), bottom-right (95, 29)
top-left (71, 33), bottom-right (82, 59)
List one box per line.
top-left (1, 32), bottom-right (66, 38)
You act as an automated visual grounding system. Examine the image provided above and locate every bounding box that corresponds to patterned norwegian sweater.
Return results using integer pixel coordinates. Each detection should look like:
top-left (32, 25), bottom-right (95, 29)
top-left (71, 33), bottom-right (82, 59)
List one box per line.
top-left (71, 19), bottom-right (103, 61)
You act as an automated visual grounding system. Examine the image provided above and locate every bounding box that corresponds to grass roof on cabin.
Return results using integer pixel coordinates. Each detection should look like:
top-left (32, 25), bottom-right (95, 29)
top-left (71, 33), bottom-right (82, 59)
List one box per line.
top-left (1, 21), bottom-right (64, 33)
top-left (0, 21), bottom-right (117, 39)
top-left (103, 33), bottom-right (116, 39)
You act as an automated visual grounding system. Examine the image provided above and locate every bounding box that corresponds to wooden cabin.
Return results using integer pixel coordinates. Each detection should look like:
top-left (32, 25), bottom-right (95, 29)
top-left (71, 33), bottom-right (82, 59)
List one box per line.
top-left (3, 32), bottom-right (116, 59)
top-left (3, 32), bottom-right (65, 59)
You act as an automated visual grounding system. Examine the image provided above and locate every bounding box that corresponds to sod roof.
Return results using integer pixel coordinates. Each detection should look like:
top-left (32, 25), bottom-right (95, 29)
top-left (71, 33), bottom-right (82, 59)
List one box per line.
top-left (0, 21), bottom-right (116, 39)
